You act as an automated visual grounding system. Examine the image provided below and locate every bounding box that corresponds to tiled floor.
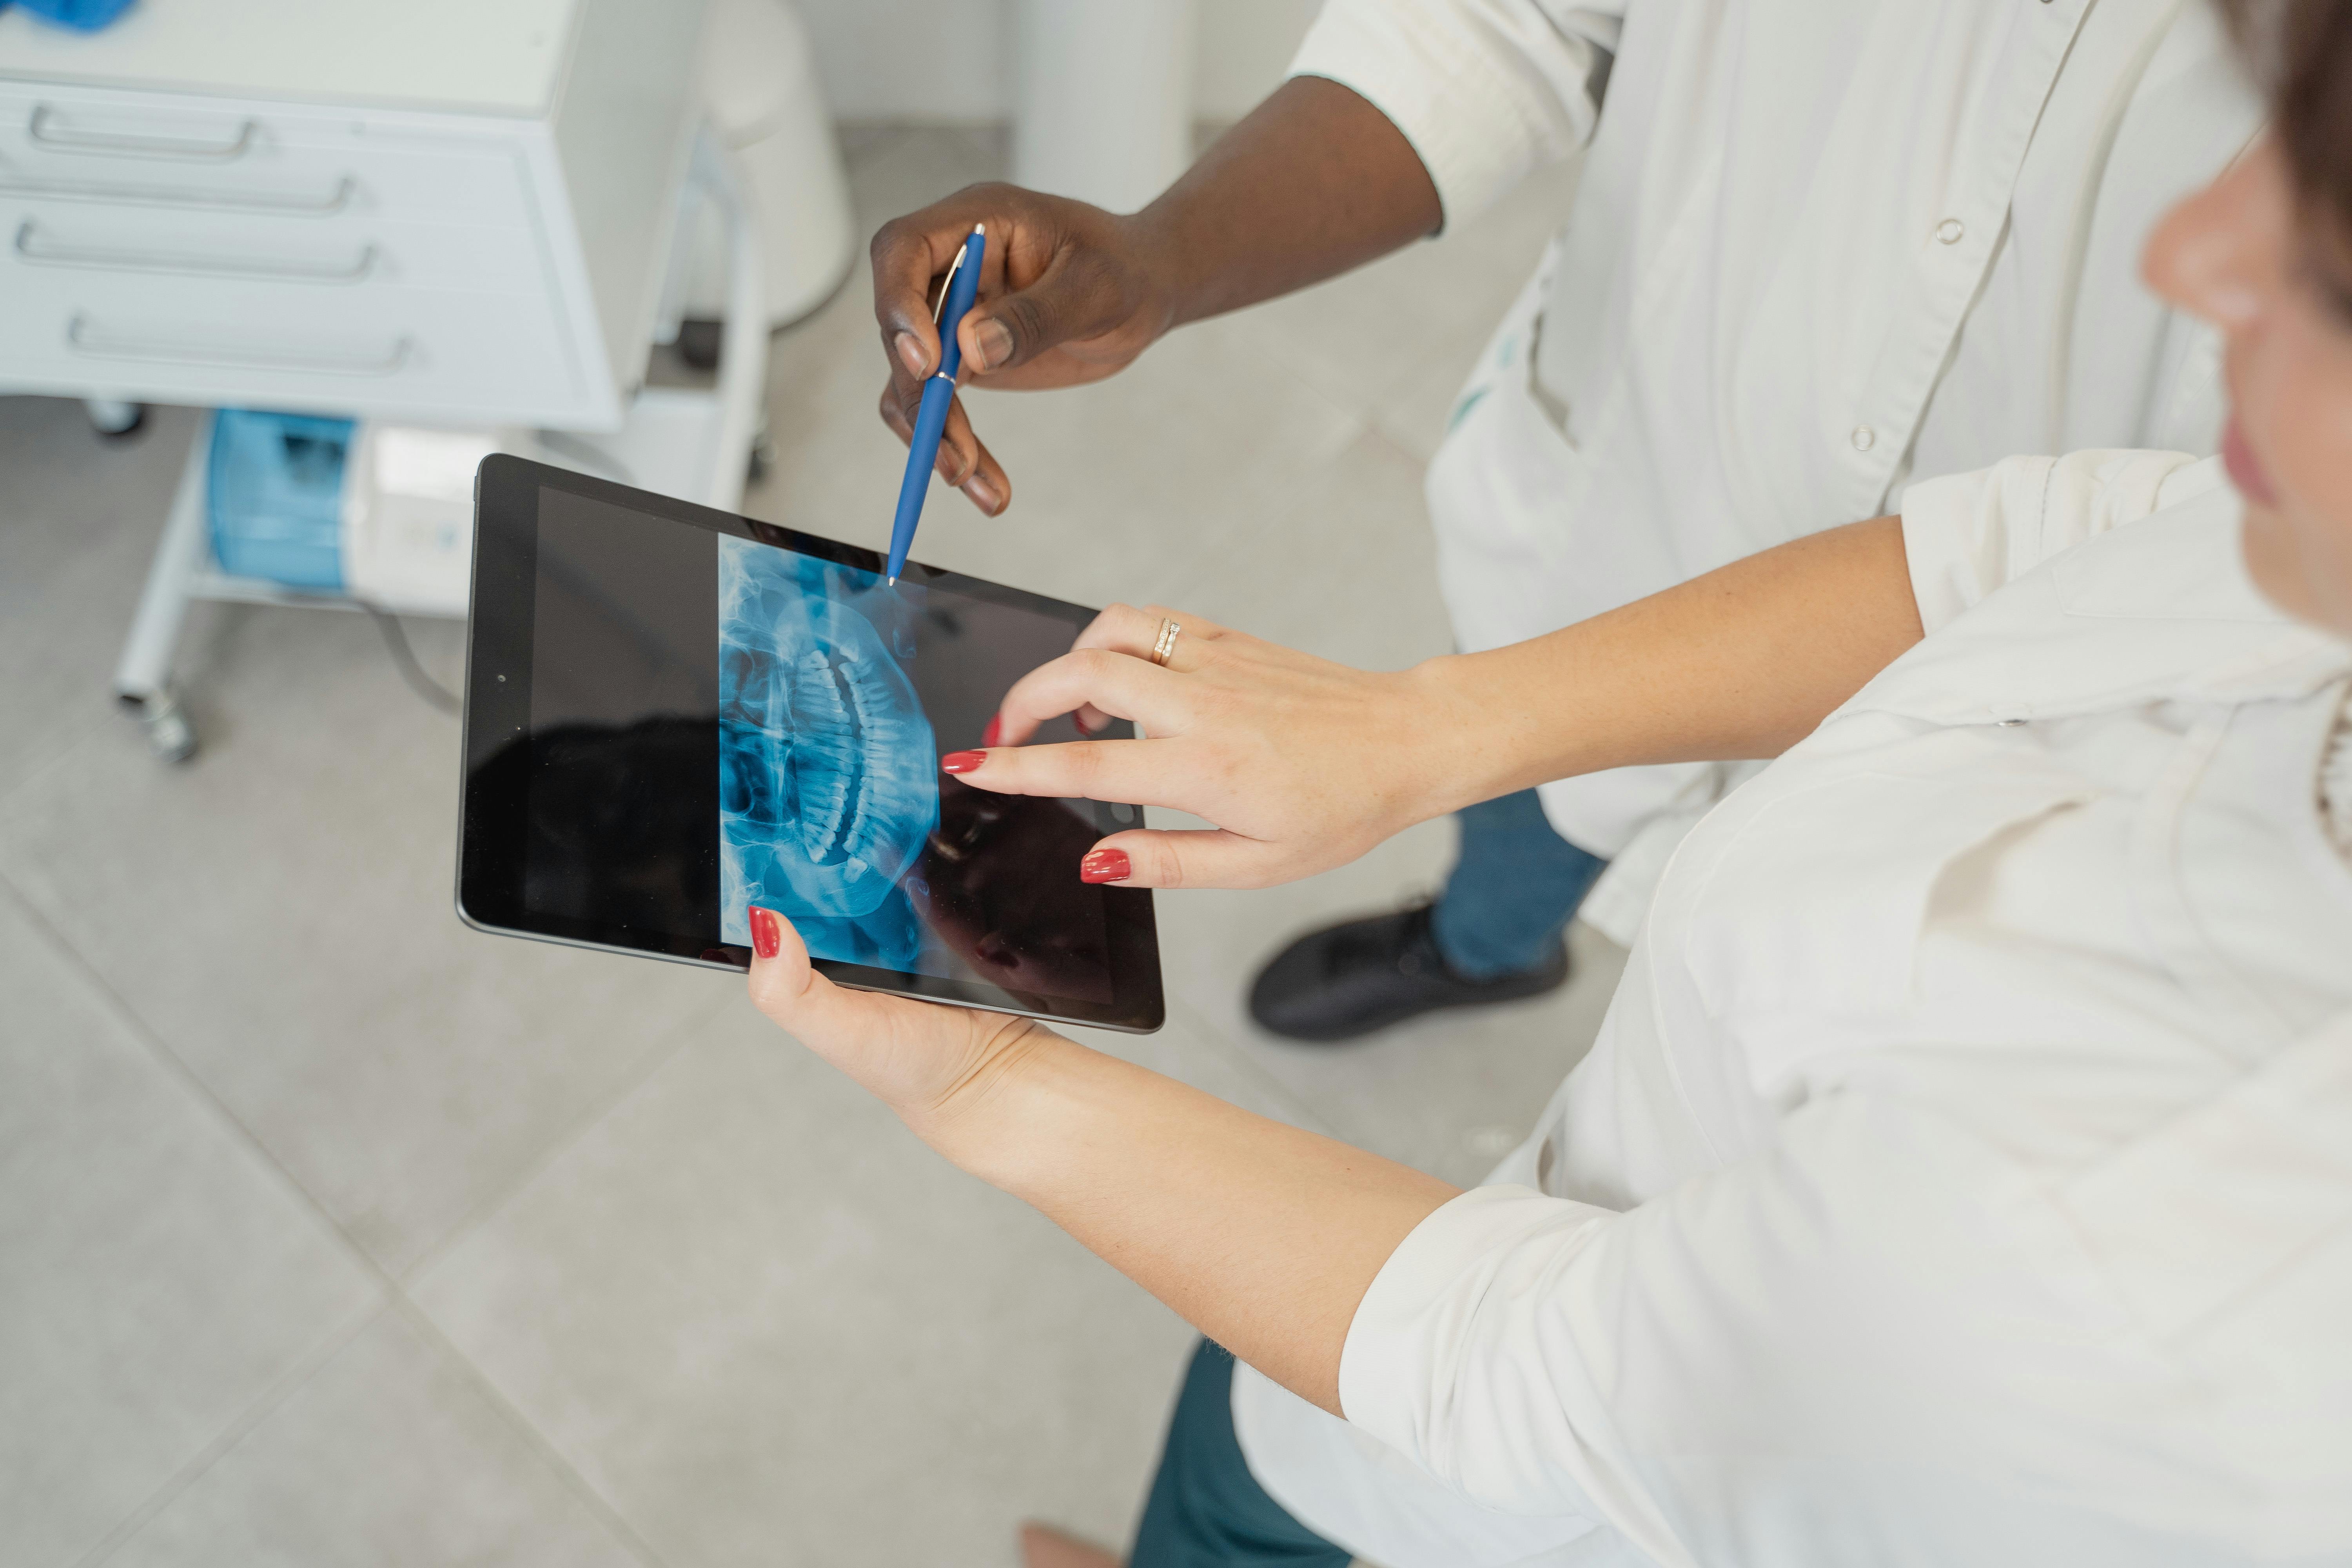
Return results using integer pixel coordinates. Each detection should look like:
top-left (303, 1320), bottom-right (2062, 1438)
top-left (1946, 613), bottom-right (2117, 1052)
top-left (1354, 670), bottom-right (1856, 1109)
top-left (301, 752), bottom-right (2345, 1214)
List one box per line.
top-left (0, 126), bottom-right (1609, 1567)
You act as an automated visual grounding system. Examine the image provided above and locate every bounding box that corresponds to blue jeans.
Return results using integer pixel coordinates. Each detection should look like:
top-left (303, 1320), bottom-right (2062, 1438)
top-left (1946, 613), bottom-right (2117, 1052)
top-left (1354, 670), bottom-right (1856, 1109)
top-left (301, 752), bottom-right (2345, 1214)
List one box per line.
top-left (1129, 1342), bottom-right (1349, 1568)
top-left (1429, 788), bottom-right (1609, 979)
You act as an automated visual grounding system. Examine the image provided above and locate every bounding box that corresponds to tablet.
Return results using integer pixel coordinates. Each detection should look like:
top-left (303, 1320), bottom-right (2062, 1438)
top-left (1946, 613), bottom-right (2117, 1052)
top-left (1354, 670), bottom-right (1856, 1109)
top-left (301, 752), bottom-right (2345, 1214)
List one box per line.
top-left (457, 456), bottom-right (1163, 1033)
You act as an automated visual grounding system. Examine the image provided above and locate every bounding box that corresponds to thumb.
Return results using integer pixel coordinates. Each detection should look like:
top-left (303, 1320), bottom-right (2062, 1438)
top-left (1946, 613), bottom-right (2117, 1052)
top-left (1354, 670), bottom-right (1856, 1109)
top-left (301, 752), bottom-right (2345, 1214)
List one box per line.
top-left (744, 905), bottom-right (863, 1040)
top-left (1078, 828), bottom-right (1293, 892)
top-left (743, 905), bottom-right (945, 1057)
top-left (960, 244), bottom-right (1131, 376)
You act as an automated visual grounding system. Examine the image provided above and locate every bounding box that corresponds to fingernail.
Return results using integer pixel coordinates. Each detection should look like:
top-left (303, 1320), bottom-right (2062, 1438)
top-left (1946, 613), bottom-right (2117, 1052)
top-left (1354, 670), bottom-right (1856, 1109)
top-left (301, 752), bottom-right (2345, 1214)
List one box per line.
top-left (1079, 848), bottom-right (1131, 884)
top-left (895, 330), bottom-right (927, 377)
top-left (941, 750), bottom-right (987, 775)
top-left (962, 474), bottom-right (999, 512)
top-left (748, 906), bottom-right (782, 960)
top-left (936, 445), bottom-right (973, 485)
top-left (969, 317), bottom-right (1014, 371)
top-left (980, 713), bottom-right (1003, 748)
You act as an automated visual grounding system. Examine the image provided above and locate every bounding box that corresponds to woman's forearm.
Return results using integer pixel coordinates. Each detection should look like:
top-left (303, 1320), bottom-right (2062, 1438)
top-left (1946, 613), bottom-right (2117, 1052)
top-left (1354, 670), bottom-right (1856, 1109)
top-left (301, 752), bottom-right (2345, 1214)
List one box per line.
top-left (1403, 517), bottom-right (1926, 820)
top-left (922, 1030), bottom-right (1459, 1416)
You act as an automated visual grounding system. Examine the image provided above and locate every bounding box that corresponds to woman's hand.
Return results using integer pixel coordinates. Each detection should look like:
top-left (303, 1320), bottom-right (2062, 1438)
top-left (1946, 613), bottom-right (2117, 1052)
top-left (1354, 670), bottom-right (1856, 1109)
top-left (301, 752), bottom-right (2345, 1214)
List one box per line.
top-left (871, 184), bottom-right (1176, 517)
top-left (743, 906), bottom-right (1055, 1147)
top-left (939, 605), bottom-right (1492, 891)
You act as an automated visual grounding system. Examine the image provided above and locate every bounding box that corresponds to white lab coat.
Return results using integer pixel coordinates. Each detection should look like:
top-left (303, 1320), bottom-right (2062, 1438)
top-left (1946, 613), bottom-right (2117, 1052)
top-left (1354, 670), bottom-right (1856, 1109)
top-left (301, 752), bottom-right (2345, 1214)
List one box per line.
top-left (1289, 0), bottom-right (2265, 941)
top-left (1230, 452), bottom-right (2352, 1566)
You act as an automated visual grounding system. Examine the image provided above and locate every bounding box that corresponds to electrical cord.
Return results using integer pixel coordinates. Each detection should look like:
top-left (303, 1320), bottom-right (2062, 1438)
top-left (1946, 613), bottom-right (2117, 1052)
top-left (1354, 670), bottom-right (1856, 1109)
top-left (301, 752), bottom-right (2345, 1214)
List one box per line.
top-left (348, 433), bottom-right (636, 718)
top-left (359, 601), bottom-right (463, 715)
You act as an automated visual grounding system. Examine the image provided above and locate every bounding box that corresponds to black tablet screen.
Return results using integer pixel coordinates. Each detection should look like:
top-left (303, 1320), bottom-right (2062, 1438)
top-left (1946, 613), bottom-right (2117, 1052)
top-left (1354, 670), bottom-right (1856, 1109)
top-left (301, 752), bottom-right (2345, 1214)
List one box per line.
top-left (463, 465), bottom-right (1156, 1027)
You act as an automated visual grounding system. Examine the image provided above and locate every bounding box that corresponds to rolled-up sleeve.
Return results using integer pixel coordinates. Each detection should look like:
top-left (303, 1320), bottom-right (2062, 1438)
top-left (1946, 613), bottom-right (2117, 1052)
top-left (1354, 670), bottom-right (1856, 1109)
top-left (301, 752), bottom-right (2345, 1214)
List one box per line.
top-left (1898, 450), bottom-right (2221, 637)
top-left (1289, 0), bottom-right (1622, 230)
top-left (1331, 1096), bottom-right (2100, 1565)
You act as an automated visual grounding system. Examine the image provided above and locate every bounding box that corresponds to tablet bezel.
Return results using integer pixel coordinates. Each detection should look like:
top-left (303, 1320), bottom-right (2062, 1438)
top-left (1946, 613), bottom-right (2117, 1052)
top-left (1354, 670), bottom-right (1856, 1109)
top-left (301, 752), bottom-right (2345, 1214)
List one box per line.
top-left (457, 454), bottom-right (1165, 1034)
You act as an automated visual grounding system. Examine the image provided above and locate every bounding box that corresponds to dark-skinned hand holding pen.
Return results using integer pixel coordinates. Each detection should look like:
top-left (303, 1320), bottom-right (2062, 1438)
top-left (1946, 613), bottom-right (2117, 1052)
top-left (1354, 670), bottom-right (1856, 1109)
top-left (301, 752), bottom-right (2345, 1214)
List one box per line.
top-left (869, 76), bottom-right (1443, 517)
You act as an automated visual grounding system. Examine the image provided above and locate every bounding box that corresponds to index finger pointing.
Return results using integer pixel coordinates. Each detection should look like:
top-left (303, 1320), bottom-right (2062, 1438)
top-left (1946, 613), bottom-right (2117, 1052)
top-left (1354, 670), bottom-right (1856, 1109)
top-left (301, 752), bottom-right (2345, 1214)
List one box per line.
top-left (944, 737), bottom-right (1211, 815)
top-left (991, 646), bottom-right (1187, 747)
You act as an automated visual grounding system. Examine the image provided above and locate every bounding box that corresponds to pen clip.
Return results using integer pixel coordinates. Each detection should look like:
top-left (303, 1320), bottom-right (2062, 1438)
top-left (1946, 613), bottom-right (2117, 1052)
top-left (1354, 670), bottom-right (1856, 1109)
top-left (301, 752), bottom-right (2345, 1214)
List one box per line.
top-left (931, 243), bottom-right (969, 328)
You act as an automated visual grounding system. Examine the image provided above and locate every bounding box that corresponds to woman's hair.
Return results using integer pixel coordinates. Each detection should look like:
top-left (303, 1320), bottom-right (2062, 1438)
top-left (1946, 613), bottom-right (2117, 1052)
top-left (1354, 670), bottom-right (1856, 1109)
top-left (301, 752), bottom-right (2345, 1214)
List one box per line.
top-left (2221, 0), bottom-right (2352, 231)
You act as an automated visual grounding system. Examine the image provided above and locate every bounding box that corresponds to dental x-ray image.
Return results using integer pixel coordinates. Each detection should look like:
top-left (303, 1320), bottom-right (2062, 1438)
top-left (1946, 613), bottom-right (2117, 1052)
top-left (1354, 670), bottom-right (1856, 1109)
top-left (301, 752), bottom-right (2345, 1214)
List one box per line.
top-left (718, 535), bottom-right (941, 970)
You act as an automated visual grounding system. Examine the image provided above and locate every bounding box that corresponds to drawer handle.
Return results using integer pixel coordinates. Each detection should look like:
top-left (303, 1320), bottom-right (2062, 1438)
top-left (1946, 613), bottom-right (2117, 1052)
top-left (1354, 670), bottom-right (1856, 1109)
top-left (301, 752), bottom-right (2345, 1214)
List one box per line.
top-left (67, 314), bottom-right (413, 376)
top-left (16, 220), bottom-right (379, 283)
top-left (29, 105), bottom-right (258, 162)
top-left (0, 174), bottom-right (355, 216)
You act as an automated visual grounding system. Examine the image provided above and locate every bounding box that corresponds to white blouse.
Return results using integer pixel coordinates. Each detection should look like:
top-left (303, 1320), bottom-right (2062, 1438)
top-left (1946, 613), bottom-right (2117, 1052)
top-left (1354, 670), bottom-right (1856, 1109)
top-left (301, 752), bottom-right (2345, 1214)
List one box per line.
top-left (1291, 0), bottom-right (2265, 885)
top-left (1231, 454), bottom-right (2352, 1567)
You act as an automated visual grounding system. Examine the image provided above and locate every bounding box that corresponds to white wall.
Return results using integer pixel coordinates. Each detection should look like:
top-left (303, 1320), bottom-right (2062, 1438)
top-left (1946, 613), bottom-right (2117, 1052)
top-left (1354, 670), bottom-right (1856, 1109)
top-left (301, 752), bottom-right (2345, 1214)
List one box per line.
top-left (794, 0), bottom-right (1321, 122)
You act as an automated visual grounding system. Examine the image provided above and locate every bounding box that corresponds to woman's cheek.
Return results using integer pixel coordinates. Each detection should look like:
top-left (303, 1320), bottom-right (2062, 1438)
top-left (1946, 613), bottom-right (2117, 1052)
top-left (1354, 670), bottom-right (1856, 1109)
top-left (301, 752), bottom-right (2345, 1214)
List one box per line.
top-left (2230, 294), bottom-right (2352, 634)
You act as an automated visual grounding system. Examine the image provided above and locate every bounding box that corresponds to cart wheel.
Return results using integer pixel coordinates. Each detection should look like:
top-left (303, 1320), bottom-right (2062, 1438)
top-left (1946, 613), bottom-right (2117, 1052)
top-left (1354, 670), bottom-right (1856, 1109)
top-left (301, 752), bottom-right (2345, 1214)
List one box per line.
top-left (677, 318), bottom-right (723, 372)
top-left (121, 690), bottom-right (198, 765)
top-left (85, 398), bottom-right (150, 442)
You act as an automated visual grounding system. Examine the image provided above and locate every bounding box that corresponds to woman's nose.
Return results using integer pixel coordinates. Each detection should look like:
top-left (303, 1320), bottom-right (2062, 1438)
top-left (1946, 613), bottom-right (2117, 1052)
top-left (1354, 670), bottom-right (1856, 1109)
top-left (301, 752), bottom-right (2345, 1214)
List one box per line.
top-left (2143, 138), bottom-right (2289, 331)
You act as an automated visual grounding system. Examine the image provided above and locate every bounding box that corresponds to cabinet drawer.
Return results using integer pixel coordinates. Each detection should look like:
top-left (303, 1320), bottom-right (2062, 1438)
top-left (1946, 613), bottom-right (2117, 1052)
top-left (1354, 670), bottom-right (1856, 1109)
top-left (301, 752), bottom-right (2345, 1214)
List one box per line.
top-left (1, 269), bottom-right (588, 422)
top-left (6, 202), bottom-right (548, 294)
top-left (0, 91), bottom-right (536, 227)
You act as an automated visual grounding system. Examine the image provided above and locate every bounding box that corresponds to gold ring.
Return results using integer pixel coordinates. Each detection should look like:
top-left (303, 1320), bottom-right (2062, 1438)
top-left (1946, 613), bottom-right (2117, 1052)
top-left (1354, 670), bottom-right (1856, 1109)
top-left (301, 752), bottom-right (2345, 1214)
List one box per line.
top-left (1150, 617), bottom-right (1181, 667)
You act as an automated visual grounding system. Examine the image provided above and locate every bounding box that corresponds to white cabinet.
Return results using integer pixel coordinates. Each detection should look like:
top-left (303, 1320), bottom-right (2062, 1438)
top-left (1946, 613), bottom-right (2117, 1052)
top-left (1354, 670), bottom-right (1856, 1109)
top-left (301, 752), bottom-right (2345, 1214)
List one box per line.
top-left (0, 0), bottom-right (707, 429)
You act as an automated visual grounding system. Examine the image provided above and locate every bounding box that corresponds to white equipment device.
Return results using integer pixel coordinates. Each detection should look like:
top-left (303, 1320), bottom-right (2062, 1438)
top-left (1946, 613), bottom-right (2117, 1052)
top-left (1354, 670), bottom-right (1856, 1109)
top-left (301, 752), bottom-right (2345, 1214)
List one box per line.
top-left (668, 0), bottom-right (855, 334)
top-left (0, 0), bottom-right (769, 761)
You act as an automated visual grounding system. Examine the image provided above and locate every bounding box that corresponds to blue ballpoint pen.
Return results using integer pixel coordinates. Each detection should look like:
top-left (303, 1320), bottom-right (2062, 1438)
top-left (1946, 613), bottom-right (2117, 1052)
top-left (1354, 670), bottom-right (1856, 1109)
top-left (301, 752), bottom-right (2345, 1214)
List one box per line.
top-left (885, 224), bottom-right (986, 586)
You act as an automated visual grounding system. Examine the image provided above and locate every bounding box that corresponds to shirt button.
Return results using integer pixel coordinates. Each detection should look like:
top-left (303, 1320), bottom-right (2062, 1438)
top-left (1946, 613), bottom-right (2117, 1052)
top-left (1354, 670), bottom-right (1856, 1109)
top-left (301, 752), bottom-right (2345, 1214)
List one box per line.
top-left (1850, 426), bottom-right (1876, 452)
top-left (1936, 218), bottom-right (1965, 244)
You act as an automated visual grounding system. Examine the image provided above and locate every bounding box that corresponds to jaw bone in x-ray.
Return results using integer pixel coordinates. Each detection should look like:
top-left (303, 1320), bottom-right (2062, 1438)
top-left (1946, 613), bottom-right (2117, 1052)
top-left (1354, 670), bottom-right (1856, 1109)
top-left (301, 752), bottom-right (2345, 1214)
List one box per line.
top-left (719, 537), bottom-right (939, 931)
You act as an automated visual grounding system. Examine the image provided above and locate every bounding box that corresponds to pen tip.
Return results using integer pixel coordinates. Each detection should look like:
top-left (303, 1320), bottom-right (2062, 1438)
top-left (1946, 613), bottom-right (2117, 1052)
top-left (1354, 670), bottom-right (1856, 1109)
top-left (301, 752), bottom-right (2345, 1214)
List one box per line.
top-left (973, 223), bottom-right (985, 236)
top-left (886, 573), bottom-right (898, 588)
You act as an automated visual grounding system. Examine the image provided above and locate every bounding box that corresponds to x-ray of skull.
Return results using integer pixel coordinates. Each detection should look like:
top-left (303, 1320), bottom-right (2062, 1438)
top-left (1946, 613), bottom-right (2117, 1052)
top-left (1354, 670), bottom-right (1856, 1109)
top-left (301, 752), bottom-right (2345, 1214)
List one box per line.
top-left (718, 535), bottom-right (940, 965)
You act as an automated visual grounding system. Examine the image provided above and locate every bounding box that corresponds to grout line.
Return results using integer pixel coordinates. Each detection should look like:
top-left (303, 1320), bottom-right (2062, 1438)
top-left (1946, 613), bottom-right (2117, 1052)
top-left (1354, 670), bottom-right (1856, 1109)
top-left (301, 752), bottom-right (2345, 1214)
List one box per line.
top-left (0, 870), bottom-right (387, 1281)
top-left (66, 1300), bottom-right (388, 1568)
top-left (393, 985), bottom-right (727, 1290)
top-left (390, 1296), bottom-right (674, 1568)
top-left (0, 868), bottom-right (675, 1568)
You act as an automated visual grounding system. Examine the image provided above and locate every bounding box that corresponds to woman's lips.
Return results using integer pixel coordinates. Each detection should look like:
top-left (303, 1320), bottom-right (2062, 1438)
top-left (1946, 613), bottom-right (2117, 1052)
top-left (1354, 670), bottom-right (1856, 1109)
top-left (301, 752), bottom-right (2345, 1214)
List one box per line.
top-left (2222, 417), bottom-right (2280, 506)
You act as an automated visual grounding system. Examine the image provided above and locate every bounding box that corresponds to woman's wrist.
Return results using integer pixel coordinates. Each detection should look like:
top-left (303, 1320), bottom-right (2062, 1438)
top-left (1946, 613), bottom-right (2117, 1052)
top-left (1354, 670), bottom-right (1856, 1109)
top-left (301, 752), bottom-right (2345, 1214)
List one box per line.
top-left (896, 1020), bottom-right (1078, 1190)
top-left (1394, 653), bottom-right (1544, 827)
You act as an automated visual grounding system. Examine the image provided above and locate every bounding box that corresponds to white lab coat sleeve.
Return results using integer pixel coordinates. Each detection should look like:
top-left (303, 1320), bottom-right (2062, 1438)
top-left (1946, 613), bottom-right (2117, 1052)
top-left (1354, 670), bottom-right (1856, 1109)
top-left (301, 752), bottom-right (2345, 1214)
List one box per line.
top-left (1897, 450), bottom-right (2221, 637)
top-left (1288, 0), bottom-right (1622, 230)
top-left (1333, 1096), bottom-right (2083, 1562)
top-left (1336, 1185), bottom-right (1629, 1522)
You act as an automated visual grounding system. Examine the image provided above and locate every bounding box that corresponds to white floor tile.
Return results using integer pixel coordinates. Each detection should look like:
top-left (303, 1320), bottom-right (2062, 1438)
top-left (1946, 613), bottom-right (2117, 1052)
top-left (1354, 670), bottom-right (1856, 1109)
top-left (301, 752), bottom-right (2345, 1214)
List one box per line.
top-left (410, 1002), bottom-right (1301, 1568)
top-left (102, 1308), bottom-right (646, 1568)
top-left (0, 605), bottom-right (730, 1275)
top-left (0, 400), bottom-right (202, 800)
top-left (1154, 424), bottom-right (1454, 670)
top-left (0, 889), bottom-right (379, 1568)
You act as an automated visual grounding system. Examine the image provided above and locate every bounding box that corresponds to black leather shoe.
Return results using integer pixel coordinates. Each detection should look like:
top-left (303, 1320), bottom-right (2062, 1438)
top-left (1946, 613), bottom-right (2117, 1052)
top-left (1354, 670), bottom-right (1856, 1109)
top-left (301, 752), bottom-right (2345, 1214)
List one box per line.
top-left (1245, 904), bottom-right (1570, 1044)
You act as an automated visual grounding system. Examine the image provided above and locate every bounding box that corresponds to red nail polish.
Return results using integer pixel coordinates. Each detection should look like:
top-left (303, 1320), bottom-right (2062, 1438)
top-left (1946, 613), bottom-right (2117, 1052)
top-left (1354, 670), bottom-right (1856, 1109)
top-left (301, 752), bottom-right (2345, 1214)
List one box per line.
top-left (941, 750), bottom-right (987, 775)
top-left (980, 713), bottom-right (1003, 748)
top-left (748, 906), bottom-right (782, 961)
top-left (1079, 848), bottom-right (1131, 884)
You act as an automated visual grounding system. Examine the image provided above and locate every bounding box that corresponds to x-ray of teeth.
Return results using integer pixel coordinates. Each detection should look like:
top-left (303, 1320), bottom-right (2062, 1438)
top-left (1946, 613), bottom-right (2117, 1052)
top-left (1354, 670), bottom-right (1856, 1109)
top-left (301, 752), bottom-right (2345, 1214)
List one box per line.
top-left (719, 535), bottom-right (940, 966)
